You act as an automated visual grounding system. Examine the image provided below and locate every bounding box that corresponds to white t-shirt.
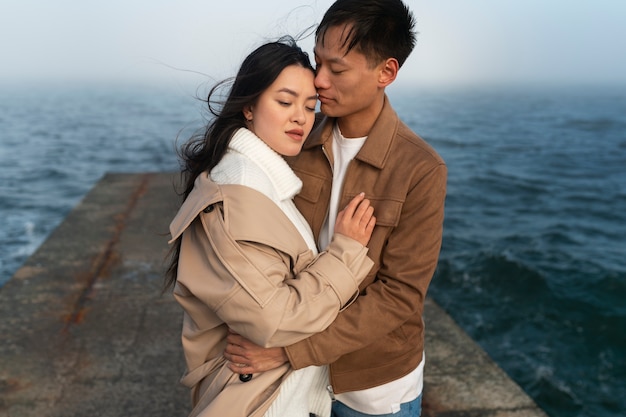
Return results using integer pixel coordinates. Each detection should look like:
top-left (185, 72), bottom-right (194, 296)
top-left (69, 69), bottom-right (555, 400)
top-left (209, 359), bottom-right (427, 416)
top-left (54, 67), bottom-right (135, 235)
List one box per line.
top-left (318, 125), bottom-right (367, 250)
top-left (320, 124), bottom-right (424, 415)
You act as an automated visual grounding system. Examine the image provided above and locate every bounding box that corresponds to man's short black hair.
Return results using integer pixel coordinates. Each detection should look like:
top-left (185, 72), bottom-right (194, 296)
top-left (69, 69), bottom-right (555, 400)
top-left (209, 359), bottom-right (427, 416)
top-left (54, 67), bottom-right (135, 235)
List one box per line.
top-left (316, 0), bottom-right (417, 67)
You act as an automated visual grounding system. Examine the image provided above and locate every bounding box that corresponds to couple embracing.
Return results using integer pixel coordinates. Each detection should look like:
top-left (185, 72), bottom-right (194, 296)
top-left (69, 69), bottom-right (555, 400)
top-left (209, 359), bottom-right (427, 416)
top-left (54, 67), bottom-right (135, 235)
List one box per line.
top-left (165, 1), bottom-right (447, 416)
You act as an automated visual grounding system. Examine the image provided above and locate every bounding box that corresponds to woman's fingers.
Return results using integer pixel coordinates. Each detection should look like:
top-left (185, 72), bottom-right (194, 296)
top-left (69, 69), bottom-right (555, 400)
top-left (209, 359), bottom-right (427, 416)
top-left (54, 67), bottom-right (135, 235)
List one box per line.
top-left (334, 193), bottom-right (375, 246)
top-left (341, 192), bottom-right (366, 217)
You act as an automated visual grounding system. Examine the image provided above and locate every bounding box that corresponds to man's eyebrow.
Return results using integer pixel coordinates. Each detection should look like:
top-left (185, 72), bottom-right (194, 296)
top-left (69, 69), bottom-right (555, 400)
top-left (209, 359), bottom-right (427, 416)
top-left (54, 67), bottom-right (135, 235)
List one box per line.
top-left (314, 49), bottom-right (347, 65)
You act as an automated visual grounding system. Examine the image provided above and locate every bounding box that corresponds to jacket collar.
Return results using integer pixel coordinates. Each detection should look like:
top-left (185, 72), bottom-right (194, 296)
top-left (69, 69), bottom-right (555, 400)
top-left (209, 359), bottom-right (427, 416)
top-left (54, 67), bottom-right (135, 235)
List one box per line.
top-left (303, 95), bottom-right (399, 170)
top-left (169, 173), bottom-right (222, 243)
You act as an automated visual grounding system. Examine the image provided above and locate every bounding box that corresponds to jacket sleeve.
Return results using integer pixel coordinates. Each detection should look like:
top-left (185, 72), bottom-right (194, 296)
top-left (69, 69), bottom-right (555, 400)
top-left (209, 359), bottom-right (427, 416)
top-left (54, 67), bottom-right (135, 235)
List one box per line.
top-left (176, 208), bottom-right (373, 349)
top-left (284, 163), bottom-right (447, 367)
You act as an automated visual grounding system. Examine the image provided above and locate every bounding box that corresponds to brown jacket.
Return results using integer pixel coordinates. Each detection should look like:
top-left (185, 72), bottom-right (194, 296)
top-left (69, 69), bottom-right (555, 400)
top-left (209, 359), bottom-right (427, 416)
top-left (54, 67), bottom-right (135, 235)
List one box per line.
top-left (284, 96), bottom-right (447, 393)
top-left (169, 174), bottom-right (373, 416)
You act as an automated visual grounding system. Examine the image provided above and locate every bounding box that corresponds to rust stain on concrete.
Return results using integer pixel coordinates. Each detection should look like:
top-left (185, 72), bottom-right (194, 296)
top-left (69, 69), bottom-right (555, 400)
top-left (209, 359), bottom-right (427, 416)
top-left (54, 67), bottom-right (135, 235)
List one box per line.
top-left (62, 174), bottom-right (152, 330)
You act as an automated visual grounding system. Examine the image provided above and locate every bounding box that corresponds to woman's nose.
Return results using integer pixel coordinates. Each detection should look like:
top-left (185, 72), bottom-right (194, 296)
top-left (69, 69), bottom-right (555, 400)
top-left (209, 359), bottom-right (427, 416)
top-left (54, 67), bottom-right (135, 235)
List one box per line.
top-left (292, 107), bottom-right (306, 125)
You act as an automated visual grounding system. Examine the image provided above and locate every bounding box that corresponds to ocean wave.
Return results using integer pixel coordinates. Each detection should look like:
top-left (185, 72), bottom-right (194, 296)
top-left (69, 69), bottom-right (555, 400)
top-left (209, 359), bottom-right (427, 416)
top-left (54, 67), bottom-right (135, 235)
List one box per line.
top-left (558, 117), bottom-right (625, 133)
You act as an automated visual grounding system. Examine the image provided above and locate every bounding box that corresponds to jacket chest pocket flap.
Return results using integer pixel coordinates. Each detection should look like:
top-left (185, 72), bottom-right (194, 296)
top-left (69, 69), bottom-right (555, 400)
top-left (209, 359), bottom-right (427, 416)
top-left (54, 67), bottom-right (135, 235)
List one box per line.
top-left (370, 198), bottom-right (403, 228)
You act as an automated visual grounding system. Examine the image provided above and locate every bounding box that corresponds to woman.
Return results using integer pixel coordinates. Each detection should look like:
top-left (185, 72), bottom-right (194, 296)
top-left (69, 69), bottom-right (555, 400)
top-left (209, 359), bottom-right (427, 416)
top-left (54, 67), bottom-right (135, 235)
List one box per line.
top-left (165, 37), bottom-right (376, 417)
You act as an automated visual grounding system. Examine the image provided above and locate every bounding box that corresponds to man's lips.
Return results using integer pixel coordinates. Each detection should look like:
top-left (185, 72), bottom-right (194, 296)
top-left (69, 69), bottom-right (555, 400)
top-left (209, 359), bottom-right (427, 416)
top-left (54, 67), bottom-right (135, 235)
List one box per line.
top-left (318, 94), bottom-right (334, 104)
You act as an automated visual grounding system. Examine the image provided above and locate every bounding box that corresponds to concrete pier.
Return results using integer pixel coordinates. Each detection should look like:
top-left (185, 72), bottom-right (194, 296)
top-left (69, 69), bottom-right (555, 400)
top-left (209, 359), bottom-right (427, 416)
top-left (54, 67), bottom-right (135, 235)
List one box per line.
top-left (0, 172), bottom-right (548, 417)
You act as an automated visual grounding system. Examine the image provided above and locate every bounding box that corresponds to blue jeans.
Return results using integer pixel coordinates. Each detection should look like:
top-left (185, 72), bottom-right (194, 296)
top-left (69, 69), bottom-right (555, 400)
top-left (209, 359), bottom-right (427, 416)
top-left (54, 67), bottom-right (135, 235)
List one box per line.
top-left (331, 394), bottom-right (422, 417)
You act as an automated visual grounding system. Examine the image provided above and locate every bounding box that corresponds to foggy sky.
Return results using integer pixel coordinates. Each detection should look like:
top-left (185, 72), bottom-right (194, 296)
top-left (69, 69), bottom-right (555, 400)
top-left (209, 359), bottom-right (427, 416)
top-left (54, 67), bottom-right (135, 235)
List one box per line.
top-left (1, 0), bottom-right (625, 88)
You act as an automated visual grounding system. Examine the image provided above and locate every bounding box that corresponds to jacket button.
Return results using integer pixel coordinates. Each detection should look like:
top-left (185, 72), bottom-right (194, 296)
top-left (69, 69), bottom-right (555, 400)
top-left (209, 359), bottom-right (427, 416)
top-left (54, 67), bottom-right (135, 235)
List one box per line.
top-left (203, 205), bottom-right (214, 213)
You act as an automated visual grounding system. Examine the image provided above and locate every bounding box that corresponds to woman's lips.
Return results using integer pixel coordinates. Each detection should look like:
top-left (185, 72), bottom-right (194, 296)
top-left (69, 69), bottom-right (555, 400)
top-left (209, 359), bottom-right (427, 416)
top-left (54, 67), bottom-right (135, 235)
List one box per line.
top-left (286, 129), bottom-right (304, 141)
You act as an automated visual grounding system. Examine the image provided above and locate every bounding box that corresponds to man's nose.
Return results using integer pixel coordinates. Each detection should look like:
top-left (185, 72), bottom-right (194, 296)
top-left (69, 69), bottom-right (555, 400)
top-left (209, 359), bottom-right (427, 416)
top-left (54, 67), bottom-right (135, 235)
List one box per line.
top-left (315, 68), bottom-right (330, 90)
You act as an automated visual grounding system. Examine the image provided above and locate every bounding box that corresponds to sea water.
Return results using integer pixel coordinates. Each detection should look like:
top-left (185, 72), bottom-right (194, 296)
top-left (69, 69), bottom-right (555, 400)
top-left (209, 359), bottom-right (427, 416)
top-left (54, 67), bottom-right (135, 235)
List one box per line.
top-left (1, 81), bottom-right (624, 417)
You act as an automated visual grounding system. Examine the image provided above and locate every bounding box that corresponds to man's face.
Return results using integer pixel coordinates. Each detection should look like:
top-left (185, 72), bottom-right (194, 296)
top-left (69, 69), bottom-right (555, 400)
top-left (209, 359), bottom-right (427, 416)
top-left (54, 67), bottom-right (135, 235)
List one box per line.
top-left (313, 24), bottom-right (384, 123)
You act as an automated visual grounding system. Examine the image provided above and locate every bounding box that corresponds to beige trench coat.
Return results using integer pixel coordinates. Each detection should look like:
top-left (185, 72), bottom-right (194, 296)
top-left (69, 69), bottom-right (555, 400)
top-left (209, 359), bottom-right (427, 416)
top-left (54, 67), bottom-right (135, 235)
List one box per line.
top-left (169, 174), bottom-right (373, 417)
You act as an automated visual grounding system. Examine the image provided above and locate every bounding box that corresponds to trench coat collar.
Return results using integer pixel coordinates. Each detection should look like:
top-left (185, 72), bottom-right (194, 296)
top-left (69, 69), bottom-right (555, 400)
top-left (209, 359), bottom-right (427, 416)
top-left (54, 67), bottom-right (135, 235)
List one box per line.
top-left (302, 95), bottom-right (399, 170)
top-left (168, 174), bottom-right (310, 263)
top-left (168, 172), bottom-right (223, 243)
top-left (169, 128), bottom-right (305, 244)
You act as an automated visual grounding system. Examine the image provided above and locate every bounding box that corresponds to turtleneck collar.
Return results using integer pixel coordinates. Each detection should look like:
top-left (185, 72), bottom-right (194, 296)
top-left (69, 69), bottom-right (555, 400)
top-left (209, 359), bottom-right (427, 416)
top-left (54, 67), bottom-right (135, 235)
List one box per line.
top-left (228, 128), bottom-right (302, 201)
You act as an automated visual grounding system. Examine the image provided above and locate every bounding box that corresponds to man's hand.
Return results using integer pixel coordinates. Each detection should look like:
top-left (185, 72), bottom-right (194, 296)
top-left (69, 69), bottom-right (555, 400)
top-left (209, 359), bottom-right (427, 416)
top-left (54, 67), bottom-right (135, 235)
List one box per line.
top-left (224, 330), bottom-right (289, 374)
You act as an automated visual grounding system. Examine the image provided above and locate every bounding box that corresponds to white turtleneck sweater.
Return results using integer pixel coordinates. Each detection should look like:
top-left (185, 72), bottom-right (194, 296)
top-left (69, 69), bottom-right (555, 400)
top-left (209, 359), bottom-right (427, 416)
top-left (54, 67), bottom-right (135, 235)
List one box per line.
top-left (210, 128), bottom-right (331, 417)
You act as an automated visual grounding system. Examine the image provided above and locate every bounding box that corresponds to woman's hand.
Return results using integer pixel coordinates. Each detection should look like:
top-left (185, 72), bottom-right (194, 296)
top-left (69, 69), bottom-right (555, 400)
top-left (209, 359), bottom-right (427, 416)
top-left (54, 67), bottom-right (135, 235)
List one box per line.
top-left (334, 192), bottom-right (376, 246)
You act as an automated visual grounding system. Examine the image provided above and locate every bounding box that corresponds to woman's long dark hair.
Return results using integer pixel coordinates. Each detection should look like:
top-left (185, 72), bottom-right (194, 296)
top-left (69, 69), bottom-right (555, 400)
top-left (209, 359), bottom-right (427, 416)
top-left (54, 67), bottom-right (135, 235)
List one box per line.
top-left (164, 36), bottom-right (314, 291)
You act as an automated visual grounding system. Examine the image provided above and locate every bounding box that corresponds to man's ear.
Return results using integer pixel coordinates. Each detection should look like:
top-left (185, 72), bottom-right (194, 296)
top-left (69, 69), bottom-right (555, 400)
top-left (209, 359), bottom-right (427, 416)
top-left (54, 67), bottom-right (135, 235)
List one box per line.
top-left (378, 58), bottom-right (399, 87)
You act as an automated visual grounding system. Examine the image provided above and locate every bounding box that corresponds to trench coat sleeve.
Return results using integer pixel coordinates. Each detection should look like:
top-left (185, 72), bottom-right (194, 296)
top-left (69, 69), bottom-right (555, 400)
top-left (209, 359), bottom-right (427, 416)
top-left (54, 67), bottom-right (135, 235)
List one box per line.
top-left (285, 163), bottom-right (447, 367)
top-left (174, 187), bottom-right (373, 349)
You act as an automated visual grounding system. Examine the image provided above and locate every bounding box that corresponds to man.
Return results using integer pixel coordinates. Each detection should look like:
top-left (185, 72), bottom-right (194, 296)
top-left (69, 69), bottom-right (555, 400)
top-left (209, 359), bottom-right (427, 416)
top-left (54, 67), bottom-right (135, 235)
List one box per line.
top-left (225, 1), bottom-right (447, 415)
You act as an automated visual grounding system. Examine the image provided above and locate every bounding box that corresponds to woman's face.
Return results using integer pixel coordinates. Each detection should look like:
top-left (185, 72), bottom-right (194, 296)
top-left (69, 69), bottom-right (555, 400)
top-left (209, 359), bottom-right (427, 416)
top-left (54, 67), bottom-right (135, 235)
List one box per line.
top-left (244, 65), bottom-right (317, 156)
